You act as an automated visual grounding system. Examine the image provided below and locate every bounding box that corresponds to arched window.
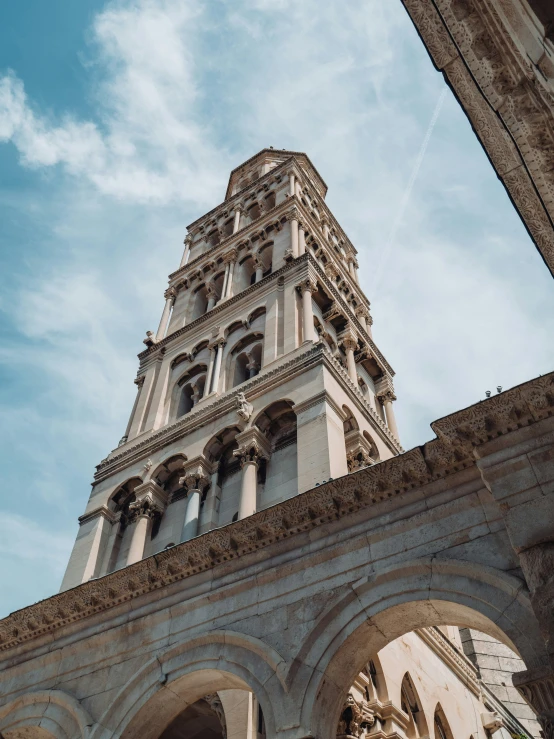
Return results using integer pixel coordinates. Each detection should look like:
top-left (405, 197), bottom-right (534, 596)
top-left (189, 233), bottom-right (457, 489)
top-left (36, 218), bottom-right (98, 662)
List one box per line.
top-left (192, 285), bottom-right (209, 320)
top-left (401, 673), bottom-right (427, 739)
top-left (207, 229), bottom-right (220, 247)
top-left (233, 343), bottom-right (262, 387)
top-left (223, 218), bottom-right (234, 237)
top-left (264, 191), bottom-right (276, 210)
top-left (174, 365), bottom-right (207, 418)
top-left (247, 202), bottom-right (261, 222)
top-left (434, 705), bottom-right (453, 739)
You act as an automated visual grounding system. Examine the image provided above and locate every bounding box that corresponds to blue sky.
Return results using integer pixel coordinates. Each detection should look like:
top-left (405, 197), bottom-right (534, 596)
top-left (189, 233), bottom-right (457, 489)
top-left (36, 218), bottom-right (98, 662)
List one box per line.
top-left (1, 0), bottom-right (553, 619)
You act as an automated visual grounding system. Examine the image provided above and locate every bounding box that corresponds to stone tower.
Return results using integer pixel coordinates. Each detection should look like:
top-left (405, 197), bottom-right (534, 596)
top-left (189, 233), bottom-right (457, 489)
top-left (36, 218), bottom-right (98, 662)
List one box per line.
top-left (61, 148), bottom-right (402, 591)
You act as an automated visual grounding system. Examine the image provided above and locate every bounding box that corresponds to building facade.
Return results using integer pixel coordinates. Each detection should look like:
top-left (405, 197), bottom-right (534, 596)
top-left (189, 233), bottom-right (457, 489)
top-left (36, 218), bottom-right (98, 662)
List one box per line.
top-left (0, 150), bottom-right (552, 739)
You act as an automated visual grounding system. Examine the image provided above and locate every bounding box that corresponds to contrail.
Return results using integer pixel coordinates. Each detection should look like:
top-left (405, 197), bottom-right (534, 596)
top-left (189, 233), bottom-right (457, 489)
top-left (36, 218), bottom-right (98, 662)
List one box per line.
top-left (371, 88), bottom-right (448, 293)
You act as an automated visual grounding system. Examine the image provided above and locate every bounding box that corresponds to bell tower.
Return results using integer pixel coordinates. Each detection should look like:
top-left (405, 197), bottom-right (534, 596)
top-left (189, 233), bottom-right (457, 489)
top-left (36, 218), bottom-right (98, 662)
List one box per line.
top-left (61, 148), bottom-right (402, 591)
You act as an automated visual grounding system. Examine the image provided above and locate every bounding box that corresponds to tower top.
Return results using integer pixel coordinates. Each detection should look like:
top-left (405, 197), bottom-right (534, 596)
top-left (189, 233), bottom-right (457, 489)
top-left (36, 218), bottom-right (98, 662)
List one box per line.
top-left (225, 148), bottom-right (328, 201)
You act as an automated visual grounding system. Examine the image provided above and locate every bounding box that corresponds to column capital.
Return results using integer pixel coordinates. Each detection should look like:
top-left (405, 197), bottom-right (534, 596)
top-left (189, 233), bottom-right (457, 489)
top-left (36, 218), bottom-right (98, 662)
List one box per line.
top-left (223, 248), bottom-right (238, 264)
top-left (340, 329), bottom-right (358, 352)
top-left (184, 233), bottom-right (193, 246)
top-left (377, 389), bottom-right (397, 404)
top-left (134, 375), bottom-right (146, 388)
top-left (164, 287), bottom-right (177, 302)
top-left (179, 456), bottom-right (211, 493)
top-left (296, 277), bottom-right (318, 295)
top-left (285, 205), bottom-right (299, 221)
top-left (127, 494), bottom-right (164, 523)
top-left (375, 374), bottom-right (395, 399)
top-left (233, 427), bottom-right (271, 467)
top-left (208, 337), bottom-right (226, 351)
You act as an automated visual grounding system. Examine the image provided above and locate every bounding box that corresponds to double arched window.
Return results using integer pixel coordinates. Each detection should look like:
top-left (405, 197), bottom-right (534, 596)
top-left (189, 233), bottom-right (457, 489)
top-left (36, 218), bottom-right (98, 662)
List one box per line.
top-left (175, 365), bottom-right (207, 417)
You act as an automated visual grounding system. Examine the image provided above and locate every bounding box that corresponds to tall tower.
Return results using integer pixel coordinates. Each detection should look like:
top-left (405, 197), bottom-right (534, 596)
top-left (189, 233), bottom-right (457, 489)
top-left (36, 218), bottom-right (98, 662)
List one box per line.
top-left (61, 148), bottom-right (402, 591)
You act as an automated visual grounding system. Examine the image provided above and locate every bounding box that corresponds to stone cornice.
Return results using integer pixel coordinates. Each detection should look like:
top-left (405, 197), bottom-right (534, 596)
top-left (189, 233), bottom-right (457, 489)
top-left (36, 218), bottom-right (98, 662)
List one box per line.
top-left (401, 0), bottom-right (554, 275)
top-left (1, 370), bottom-right (551, 653)
top-left (416, 627), bottom-right (480, 696)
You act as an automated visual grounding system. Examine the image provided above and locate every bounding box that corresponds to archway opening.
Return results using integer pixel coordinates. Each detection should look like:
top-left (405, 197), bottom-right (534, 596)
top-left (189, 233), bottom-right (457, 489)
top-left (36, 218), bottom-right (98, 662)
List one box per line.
top-left (301, 588), bottom-right (544, 739)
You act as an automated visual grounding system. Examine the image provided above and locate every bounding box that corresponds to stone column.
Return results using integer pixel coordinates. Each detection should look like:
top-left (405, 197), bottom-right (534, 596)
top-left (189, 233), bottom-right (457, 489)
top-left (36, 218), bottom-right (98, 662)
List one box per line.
top-left (288, 171), bottom-right (295, 197)
top-left (356, 308), bottom-right (368, 333)
top-left (288, 207), bottom-right (299, 258)
top-left (220, 262), bottom-right (230, 301)
top-left (226, 253), bottom-right (237, 298)
top-left (378, 391), bottom-right (399, 440)
top-left (179, 462), bottom-right (211, 542)
top-left (119, 375), bottom-right (145, 446)
top-left (206, 283), bottom-right (217, 311)
top-left (254, 254), bottom-right (264, 283)
top-left (203, 345), bottom-right (216, 398)
top-left (298, 223), bottom-right (306, 256)
top-left (322, 218), bottom-right (330, 240)
top-left (234, 433), bottom-right (270, 520)
top-left (125, 493), bottom-right (164, 566)
top-left (210, 340), bottom-right (226, 394)
top-left (155, 287), bottom-right (176, 342)
top-left (179, 234), bottom-right (192, 268)
top-left (298, 278), bottom-right (317, 343)
top-left (348, 258), bottom-right (356, 280)
top-left (233, 207), bottom-right (242, 234)
top-left (342, 335), bottom-right (358, 385)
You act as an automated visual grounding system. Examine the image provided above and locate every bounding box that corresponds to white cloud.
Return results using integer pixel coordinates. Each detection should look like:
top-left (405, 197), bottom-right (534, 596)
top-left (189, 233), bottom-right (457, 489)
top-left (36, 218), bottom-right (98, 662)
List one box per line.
top-left (0, 0), bottom-right (226, 205)
top-left (0, 0), bottom-right (553, 617)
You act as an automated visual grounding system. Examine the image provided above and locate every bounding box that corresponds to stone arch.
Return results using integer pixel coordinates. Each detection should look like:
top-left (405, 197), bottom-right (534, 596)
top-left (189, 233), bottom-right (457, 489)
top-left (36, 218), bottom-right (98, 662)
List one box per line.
top-left (203, 426), bottom-right (242, 526)
top-left (293, 558), bottom-right (545, 739)
top-left (226, 332), bottom-right (264, 390)
top-left (247, 305), bottom-right (266, 326)
top-left (171, 363), bottom-right (208, 419)
top-left (0, 690), bottom-right (94, 739)
top-left (254, 399), bottom-right (298, 505)
top-left (92, 631), bottom-right (289, 739)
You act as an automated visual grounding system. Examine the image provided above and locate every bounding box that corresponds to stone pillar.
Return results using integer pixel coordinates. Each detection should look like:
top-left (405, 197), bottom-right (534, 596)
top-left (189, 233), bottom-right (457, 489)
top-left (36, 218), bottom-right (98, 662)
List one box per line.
top-left (125, 491), bottom-right (165, 566)
top-left (298, 223), bottom-right (306, 256)
top-left (203, 346), bottom-right (216, 398)
top-left (60, 506), bottom-right (116, 590)
top-left (289, 171), bottom-right (295, 197)
top-left (180, 234), bottom-right (192, 268)
top-left (322, 218), bottom-right (330, 240)
top-left (234, 430), bottom-right (271, 520)
top-left (206, 283), bottom-right (217, 312)
top-left (210, 340), bottom-right (226, 394)
top-left (342, 335), bottom-right (358, 385)
top-left (119, 375), bottom-right (145, 446)
top-left (155, 288), bottom-right (176, 342)
top-left (288, 207), bottom-right (299, 258)
top-left (379, 391), bottom-right (399, 440)
top-left (298, 278), bottom-right (317, 343)
top-left (254, 255), bottom-right (264, 283)
top-left (233, 207), bottom-right (242, 234)
top-left (179, 460), bottom-right (211, 542)
top-left (356, 309), bottom-right (368, 333)
top-left (226, 257), bottom-right (237, 298)
top-left (221, 262), bottom-right (230, 301)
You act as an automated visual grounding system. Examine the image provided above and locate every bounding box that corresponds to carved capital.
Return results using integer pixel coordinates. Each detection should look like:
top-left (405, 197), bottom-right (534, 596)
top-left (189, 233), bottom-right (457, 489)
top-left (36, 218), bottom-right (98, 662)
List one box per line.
top-left (179, 457), bottom-right (211, 493)
top-left (233, 427), bottom-right (271, 467)
top-left (285, 206), bottom-right (299, 222)
top-left (164, 287), bottom-right (177, 302)
top-left (296, 278), bottom-right (318, 295)
top-left (127, 492), bottom-right (164, 522)
top-left (134, 375), bottom-right (145, 388)
top-left (223, 248), bottom-right (238, 265)
top-left (184, 234), bottom-right (193, 246)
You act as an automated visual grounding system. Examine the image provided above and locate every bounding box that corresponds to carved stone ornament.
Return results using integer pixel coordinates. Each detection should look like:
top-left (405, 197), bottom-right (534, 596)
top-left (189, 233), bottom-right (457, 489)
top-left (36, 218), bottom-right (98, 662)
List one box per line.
top-left (233, 440), bottom-right (269, 467)
top-left (143, 330), bottom-right (156, 347)
top-left (223, 248), bottom-right (238, 264)
top-left (285, 205), bottom-right (299, 221)
top-left (127, 494), bottom-right (163, 522)
top-left (164, 287), bottom-right (177, 301)
top-left (235, 391), bottom-right (253, 422)
top-left (204, 693), bottom-right (227, 738)
top-left (296, 278), bottom-right (318, 295)
top-left (1, 370), bottom-right (551, 653)
top-left (336, 693), bottom-right (375, 738)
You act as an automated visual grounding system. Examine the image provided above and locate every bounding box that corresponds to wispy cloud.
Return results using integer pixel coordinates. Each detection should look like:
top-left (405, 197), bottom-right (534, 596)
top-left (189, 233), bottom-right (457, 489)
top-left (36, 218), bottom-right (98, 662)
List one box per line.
top-left (0, 0), bottom-right (553, 617)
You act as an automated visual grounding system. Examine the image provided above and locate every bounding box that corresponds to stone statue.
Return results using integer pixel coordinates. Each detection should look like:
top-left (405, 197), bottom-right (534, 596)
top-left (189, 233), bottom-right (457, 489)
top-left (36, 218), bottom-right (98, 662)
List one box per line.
top-left (235, 391), bottom-right (253, 421)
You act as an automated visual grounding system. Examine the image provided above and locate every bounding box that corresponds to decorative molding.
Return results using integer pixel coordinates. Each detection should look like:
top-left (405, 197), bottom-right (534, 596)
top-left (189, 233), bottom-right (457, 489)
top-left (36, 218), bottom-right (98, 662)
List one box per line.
top-left (401, 0), bottom-right (554, 275)
top-left (416, 627), bottom-right (480, 696)
top-left (1, 370), bottom-right (550, 653)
